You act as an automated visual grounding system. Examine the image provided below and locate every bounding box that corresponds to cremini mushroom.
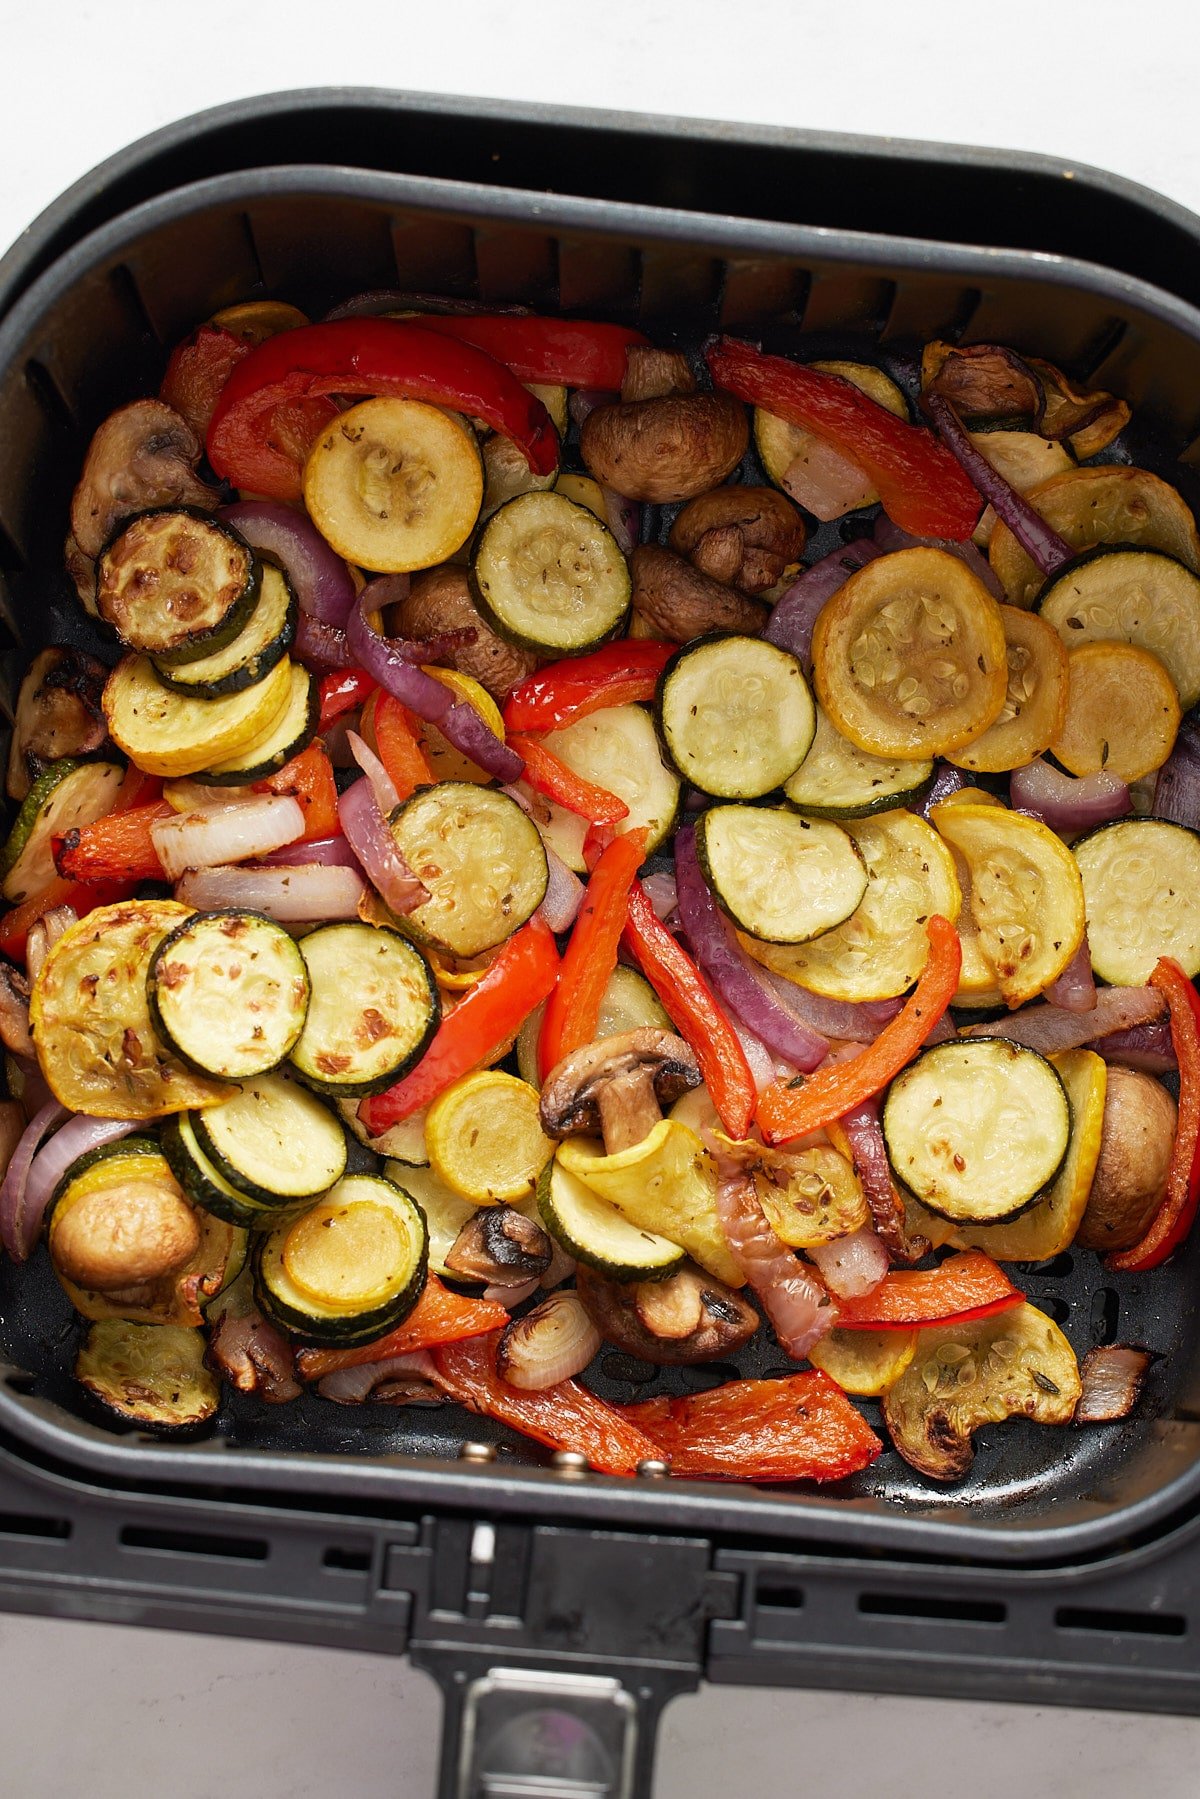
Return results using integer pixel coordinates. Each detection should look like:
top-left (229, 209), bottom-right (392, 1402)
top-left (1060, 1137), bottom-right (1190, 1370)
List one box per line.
top-left (6, 647), bottom-right (110, 802)
top-left (580, 391), bottom-right (748, 503)
top-left (68, 399), bottom-right (220, 572)
top-left (24, 905), bottom-right (77, 985)
top-left (576, 1262), bottom-right (758, 1364)
top-left (620, 346), bottom-right (697, 403)
top-left (0, 962), bottom-right (34, 1058)
top-left (388, 565), bottom-right (537, 700)
top-left (51, 1170), bottom-right (202, 1294)
top-left (539, 1027), bottom-right (702, 1154)
top-left (630, 544), bottom-right (768, 641)
top-left (443, 1203), bottom-right (553, 1284)
top-left (668, 486), bottom-right (806, 595)
top-left (1075, 1068), bottom-right (1177, 1251)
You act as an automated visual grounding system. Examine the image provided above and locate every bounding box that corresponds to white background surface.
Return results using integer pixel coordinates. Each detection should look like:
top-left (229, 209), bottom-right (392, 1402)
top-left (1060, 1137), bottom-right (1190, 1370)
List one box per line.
top-left (2, 1), bottom-right (1200, 1792)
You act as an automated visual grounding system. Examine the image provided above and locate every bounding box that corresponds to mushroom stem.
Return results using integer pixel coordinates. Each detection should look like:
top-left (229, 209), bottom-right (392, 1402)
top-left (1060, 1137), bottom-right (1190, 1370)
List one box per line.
top-left (597, 1069), bottom-right (666, 1153)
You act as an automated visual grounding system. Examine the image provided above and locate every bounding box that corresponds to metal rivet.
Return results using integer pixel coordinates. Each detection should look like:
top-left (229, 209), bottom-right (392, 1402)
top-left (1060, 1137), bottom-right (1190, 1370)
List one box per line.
top-left (459, 1441), bottom-right (496, 1463)
top-left (636, 1458), bottom-right (671, 1479)
top-left (551, 1449), bottom-right (590, 1476)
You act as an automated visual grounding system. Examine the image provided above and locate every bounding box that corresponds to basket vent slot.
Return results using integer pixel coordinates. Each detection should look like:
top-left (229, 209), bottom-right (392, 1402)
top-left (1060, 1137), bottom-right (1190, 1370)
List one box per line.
top-left (0, 1511), bottom-right (70, 1541)
top-left (119, 1524), bottom-right (268, 1562)
top-left (23, 359), bottom-right (76, 432)
top-left (1055, 1605), bottom-right (1186, 1639)
top-left (323, 1545), bottom-right (371, 1573)
top-left (756, 1583), bottom-right (805, 1612)
top-left (108, 262), bottom-right (162, 345)
top-left (858, 1592), bottom-right (1007, 1625)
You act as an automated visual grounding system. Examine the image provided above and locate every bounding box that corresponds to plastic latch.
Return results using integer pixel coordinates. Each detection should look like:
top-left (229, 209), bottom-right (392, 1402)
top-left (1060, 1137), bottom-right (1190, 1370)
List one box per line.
top-left (454, 1668), bottom-right (638, 1798)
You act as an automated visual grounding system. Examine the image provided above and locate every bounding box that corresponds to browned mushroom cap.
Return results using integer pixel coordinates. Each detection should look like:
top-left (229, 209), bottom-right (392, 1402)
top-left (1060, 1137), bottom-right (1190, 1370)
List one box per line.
top-left (621, 346), bottom-right (697, 404)
top-left (576, 1262), bottom-right (758, 1364)
top-left (630, 544), bottom-right (768, 642)
top-left (69, 400), bottom-right (220, 562)
top-left (539, 1028), bottom-right (701, 1154)
top-left (388, 565), bottom-right (537, 701)
top-left (0, 962), bottom-right (33, 1058)
top-left (444, 1204), bottom-right (553, 1284)
top-left (580, 392), bottom-right (748, 504)
top-left (668, 486), bottom-right (807, 596)
top-left (51, 1173), bottom-right (202, 1293)
top-left (6, 646), bottom-right (109, 802)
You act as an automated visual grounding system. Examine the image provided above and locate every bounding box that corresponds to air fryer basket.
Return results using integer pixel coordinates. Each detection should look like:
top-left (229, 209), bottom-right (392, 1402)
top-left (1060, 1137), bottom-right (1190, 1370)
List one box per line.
top-left (4, 132), bottom-right (1200, 1570)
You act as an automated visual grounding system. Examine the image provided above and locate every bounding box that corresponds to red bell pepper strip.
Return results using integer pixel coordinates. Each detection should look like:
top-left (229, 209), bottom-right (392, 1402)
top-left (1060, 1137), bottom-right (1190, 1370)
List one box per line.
top-left (706, 337), bottom-right (982, 542)
top-left (622, 880), bottom-right (756, 1138)
top-left (1107, 959), bottom-right (1200, 1272)
top-left (503, 641), bottom-right (678, 734)
top-left (160, 324), bottom-right (250, 440)
top-left (366, 691), bottom-right (434, 800)
top-left (207, 320), bottom-right (560, 503)
top-left (412, 314), bottom-right (649, 391)
top-left (254, 742), bottom-right (341, 841)
top-left (509, 736), bottom-right (629, 826)
top-left (0, 878), bottom-right (134, 963)
top-left (54, 799), bottom-right (173, 884)
top-left (833, 1252), bottom-right (1023, 1331)
top-left (756, 916), bottom-right (961, 1144)
top-left (318, 666), bottom-right (378, 731)
top-left (622, 1372), bottom-right (883, 1481)
top-left (294, 1275), bottom-right (510, 1380)
top-left (431, 1330), bottom-right (662, 1476)
top-left (538, 828), bottom-right (647, 1082)
top-left (359, 917), bottom-right (560, 1134)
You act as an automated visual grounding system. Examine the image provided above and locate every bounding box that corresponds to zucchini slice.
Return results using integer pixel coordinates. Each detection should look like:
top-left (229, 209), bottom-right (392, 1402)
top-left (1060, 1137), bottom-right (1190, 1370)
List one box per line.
top-left (162, 1112), bottom-right (281, 1229)
top-left (812, 547), bottom-right (1008, 760)
top-left (471, 489), bottom-right (631, 655)
top-left (1050, 640), bottom-right (1180, 782)
top-left (147, 909), bottom-right (310, 1080)
top-left (339, 1097), bottom-right (429, 1165)
top-left (990, 465), bottom-right (1200, 608)
top-left (385, 1158), bottom-right (481, 1279)
top-left (97, 509), bottom-right (260, 662)
top-left (388, 782), bottom-right (548, 959)
top-left (75, 1321), bottom-right (220, 1435)
top-left (536, 704), bottom-right (680, 872)
top-left (739, 808), bottom-right (961, 1002)
top-left (658, 634), bottom-right (815, 798)
top-left (2, 757), bottom-right (124, 904)
top-left (102, 652), bottom-right (293, 779)
top-left (290, 921), bottom-right (440, 1097)
top-left (425, 1071), bottom-right (553, 1203)
top-left (30, 899), bottom-right (234, 1119)
top-left (303, 398), bottom-right (483, 573)
top-left (198, 662), bottom-right (316, 783)
top-left (253, 1172), bottom-right (428, 1345)
top-left (948, 606), bottom-right (1069, 775)
top-left (517, 964), bottom-right (669, 1087)
top-left (697, 804), bottom-right (866, 944)
top-left (537, 1156), bottom-right (685, 1281)
top-left (783, 706), bottom-right (933, 818)
top-left (1036, 547), bottom-right (1200, 710)
top-left (1074, 817), bottom-right (1200, 984)
top-left (931, 801), bottom-right (1085, 1007)
top-left (154, 559), bottom-right (296, 697)
top-left (192, 1071), bottom-right (348, 1206)
top-left (755, 360), bottom-right (908, 512)
top-left (882, 1038), bottom-right (1071, 1223)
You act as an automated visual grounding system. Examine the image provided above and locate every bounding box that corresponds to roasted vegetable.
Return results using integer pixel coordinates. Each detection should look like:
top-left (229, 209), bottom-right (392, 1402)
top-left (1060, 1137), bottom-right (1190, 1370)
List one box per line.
top-left (667, 485), bottom-right (805, 594)
top-left (575, 1262), bottom-right (756, 1363)
top-left (76, 1320), bottom-right (220, 1434)
top-left (1075, 1068), bottom-right (1177, 1252)
top-left (580, 391), bottom-right (748, 504)
top-left (5, 647), bottom-right (109, 802)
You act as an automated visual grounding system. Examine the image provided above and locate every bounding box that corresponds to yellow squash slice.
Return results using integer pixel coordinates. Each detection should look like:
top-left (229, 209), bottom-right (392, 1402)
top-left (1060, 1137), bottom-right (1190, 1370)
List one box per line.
top-left (102, 652), bottom-right (293, 777)
top-left (30, 901), bottom-right (236, 1119)
top-left (1036, 548), bottom-right (1200, 711)
top-left (1051, 641), bottom-right (1180, 782)
top-left (949, 606), bottom-right (1069, 774)
top-left (808, 1327), bottom-right (918, 1396)
top-left (812, 547), bottom-right (1008, 760)
top-left (931, 802), bottom-right (1085, 1007)
top-left (425, 1071), bottom-right (554, 1204)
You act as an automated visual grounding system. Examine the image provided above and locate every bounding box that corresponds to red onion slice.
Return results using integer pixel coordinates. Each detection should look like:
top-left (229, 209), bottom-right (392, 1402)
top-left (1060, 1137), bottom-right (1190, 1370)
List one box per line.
top-left (873, 513), bottom-right (1005, 601)
top-left (962, 984), bottom-right (1166, 1055)
top-left (808, 1226), bottom-right (890, 1299)
top-left (1045, 937), bottom-right (1097, 1013)
top-left (497, 1291), bottom-right (602, 1390)
top-left (536, 851), bottom-right (585, 933)
top-left (317, 1351), bottom-right (441, 1405)
top-left (295, 612), bottom-right (354, 671)
top-left (13, 1115), bottom-right (139, 1262)
top-left (764, 539), bottom-right (879, 669)
top-left (714, 1170), bottom-right (834, 1358)
top-left (782, 437), bottom-right (875, 520)
top-left (337, 778), bottom-right (429, 916)
top-left (675, 825), bottom-right (828, 1071)
top-left (640, 870), bottom-right (679, 924)
top-left (569, 389), bottom-right (618, 431)
top-left (1076, 1345), bottom-right (1152, 1422)
top-left (756, 966), bottom-right (903, 1043)
top-left (151, 794), bottom-right (305, 882)
top-left (915, 761), bottom-right (970, 819)
top-left (1009, 758), bottom-right (1131, 833)
top-left (0, 1102), bottom-right (67, 1261)
top-left (262, 835), bottom-right (358, 868)
top-left (840, 1097), bottom-right (927, 1264)
top-left (347, 729), bottom-right (400, 815)
top-left (1153, 717), bottom-right (1200, 828)
top-left (601, 487), bottom-right (640, 555)
top-left (484, 1276), bottom-right (544, 1309)
top-left (923, 393), bottom-right (1073, 578)
top-left (1092, 1018), bottom-right (1177, 1074)
top-left (176, 863), bottom-right (366, 921)
top-left (221, 501), bottom-right (357, 628)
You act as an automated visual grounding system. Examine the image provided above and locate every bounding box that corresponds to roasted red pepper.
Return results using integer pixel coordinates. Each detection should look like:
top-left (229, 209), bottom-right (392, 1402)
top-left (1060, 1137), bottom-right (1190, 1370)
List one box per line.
top-left (756, 915), bottom-right (961, 1144)
top-left (207, 320), bottom-right (560, 502)
top-left (538, 828), bottom-right (647, 1082)
top-left (294, 1276), bottom-right (510, 1380)
top-left (706, 337), bottom-right (982, 541)
top-left (412, 314), bottom-right (649, 390)
top-left (318, 667), bottom-right (378, 731)
top-left (623, 1372), bottom-right (883, 1481)
top-left (1107, 959), bottom-right (1200, 1272)
top-left (254, 742), bottom-right (341, 841)
top-left (54, 799), bottom-right (172, 884)
top-left (365, 690), bottom-right (434, 801)
top-left (509, 736), bottom-right (629, 826)
top-left (503, 641), bottom-right (678, 734)
top-left (833, 1252), bottom-right (1023, 1331)
top-left (160, 324), bottom-right (250, 440)
top-left (0, 879), bottom-right (133, 963)
top-left (432, 1330), bottom-right (661, 1476)
top-left (622, 880), bottom-right (756, 1138)
top-left (359, 917), bottom-right (560, 1134)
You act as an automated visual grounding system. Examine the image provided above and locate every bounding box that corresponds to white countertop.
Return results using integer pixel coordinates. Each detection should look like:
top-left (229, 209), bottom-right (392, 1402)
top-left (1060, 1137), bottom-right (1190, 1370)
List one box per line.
top-left (2, 2), bottom-right (1199, 1792)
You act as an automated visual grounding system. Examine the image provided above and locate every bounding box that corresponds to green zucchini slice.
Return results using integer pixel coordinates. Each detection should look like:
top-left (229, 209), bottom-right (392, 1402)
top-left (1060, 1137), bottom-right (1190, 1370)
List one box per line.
top-left (658, 634), bottom-right (815, 798)
top-left (517, 964), bottom-right (669, 1087)
top-left (1036, 547), bottom-right (1200, 708)
top-left (197, 661), bottom-right (316, 783)
top-left (696, 804), bottom-right (867, 944)
top-left (2, 757), bottom-right (125, 903)
top-left (784, 706), bottom-right (934, 818)
top-left (75, 1320), bottom-right (220, 1434)
top-left (162, 1112), bottom-right (279, 1229)
top-left (147, 910), bottom-right (310, 1080)
top-left (192, 1071), bottom-right (348, 1206)
top-left (537, 1156), bottom-right (685, 1280)
top-left (1073, 817), bottom-right (1200, 984)
top-left (97, 510), bottom-right (260, 663)
top-left (471, 489), bottom-right (631, 655)
top-left (290, 922), bottom-right (440, 1097)
top-left (389, 782), bottom-right (548, 959)
top-left (537, 703), bottom-right (681, 872)
top-left (386, 1158), bottom-right (482, 1279)
top-left (154, 560), bottom-right (296, 697)
top-left (253, 1172), bottom-right (428, 1345)
top-left (882, 1038), bottom-right (1071, 1224)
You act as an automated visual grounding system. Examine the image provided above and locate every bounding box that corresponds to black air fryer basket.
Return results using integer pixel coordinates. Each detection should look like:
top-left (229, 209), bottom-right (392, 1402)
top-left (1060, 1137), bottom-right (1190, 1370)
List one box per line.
top-left (3, 91), bottom-right (1200, 1798)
